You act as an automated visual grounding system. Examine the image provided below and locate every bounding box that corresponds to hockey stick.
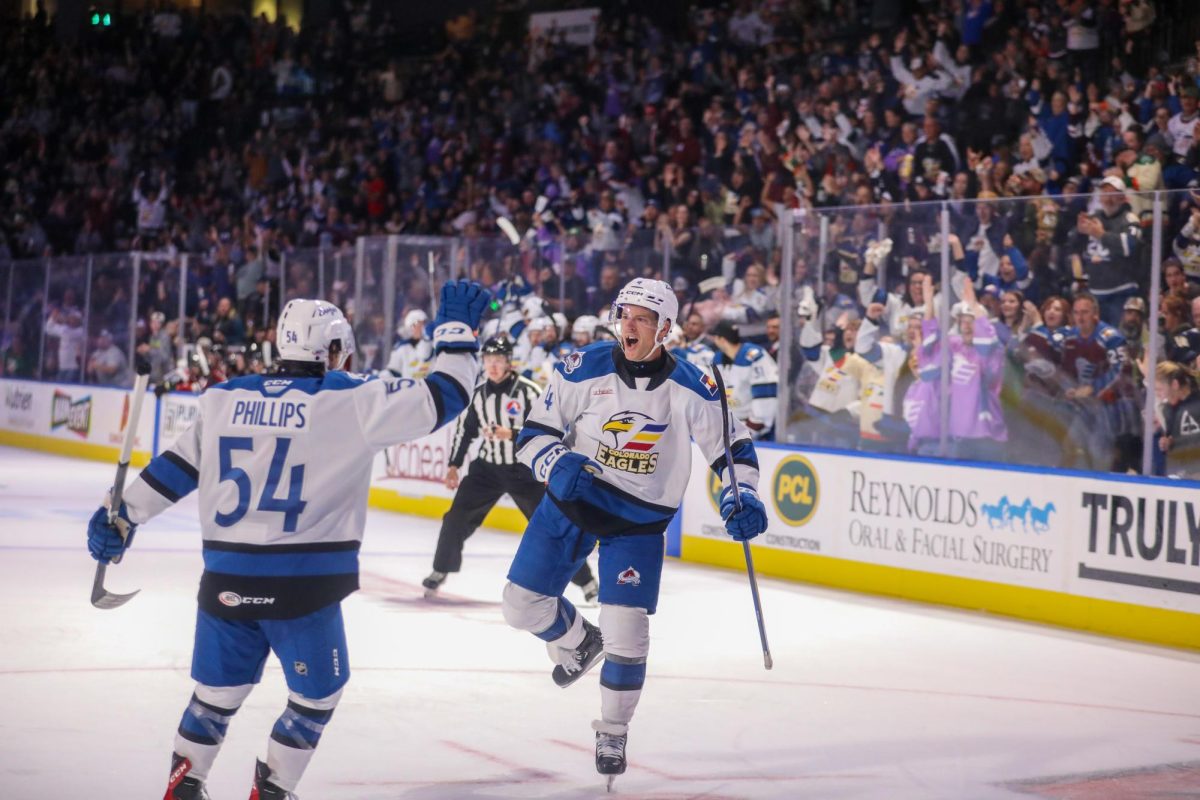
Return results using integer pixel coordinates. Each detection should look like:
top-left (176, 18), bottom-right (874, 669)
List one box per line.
top-left (91, 365), bottom-right (151, 610)
top-left (709, 365), bottom-right (773, 670)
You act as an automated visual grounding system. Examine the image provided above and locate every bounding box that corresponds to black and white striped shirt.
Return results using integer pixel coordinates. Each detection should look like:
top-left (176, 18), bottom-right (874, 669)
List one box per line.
top-left (449, 372), bottom-right (544, 466)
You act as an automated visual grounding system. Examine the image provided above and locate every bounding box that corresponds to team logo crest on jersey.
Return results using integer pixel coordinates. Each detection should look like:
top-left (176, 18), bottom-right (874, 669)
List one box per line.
top-left (505, 399), bottom-right (523, 417)
top-left (616, 566), bottom-right (641, 586)
top-left (700, 372), bottom-right (719, 396)
top-left (596, 411), bottom-right (667, 474)
top-left (562, 352), bottom-right (584, 374)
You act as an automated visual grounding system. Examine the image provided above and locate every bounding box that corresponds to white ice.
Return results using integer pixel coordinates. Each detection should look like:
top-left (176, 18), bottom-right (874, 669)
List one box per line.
top-left (1, 446), bottom-right (1198, 800)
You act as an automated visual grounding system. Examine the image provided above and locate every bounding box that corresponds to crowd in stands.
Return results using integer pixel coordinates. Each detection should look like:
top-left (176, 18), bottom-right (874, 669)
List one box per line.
top-left (2, 0), bottom-right (1200, 477)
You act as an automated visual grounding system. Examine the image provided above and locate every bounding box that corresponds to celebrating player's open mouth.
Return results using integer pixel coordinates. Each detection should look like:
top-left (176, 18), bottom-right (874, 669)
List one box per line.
top-left (619, 306), bottom-right (661, 362)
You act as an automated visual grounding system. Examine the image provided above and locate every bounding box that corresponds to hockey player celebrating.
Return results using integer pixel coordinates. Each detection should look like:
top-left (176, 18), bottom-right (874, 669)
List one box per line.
top-left (385, 308), bottom-right (433, 379)
top-left (501, 277), bottom-right (768, 784)
top-left (423, 335), bottom-right (598, 603)
top-left (85, 281), bottom-right (489, 800)
top-left (710, 320), bottom-right (780, 440)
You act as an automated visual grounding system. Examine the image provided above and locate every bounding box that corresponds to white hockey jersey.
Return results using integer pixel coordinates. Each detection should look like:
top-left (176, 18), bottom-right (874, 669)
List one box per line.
top-left (121, 351), bottom-right (477, 619)
top-left (385, 337), bottom-right (433, 379)
top-left (713, 342), bottom-right (779, 439)
top-left (516, 341), bottom-right (760, 536)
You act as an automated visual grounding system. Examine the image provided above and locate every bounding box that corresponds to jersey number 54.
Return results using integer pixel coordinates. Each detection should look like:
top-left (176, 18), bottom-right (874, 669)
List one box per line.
top-left (215, 436), bottom-right (307, 532)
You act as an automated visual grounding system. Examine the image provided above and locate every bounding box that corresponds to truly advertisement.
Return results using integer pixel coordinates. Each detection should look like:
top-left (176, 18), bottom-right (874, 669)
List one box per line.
top-left (1074, 487), bottom-right (1200, 611)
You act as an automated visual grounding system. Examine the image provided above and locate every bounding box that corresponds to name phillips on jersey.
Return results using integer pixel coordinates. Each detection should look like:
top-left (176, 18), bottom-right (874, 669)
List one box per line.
top-left (229, 398), bottom-right (308, 429)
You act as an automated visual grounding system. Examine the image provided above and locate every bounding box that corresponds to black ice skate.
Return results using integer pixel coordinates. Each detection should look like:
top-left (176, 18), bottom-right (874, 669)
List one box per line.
top-left (163, 753), bottom-right (210, 800)
top-left (248, 759), bottom-right (298, 800)
top-left (422, 570), bottom-right (447, 598)
top-left (592, 720), bottom-right (628, 792)
top-left (551, 617), bottom-right (604, 687)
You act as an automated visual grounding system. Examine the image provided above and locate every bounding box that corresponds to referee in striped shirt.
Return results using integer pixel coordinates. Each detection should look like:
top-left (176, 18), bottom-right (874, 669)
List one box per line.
top-left (423, 336), bottom-right (598, 602)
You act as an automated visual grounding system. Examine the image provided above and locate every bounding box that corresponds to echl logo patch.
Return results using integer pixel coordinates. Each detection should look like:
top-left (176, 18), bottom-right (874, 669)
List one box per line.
top-left (616, 566), bottom-right (641, 586)
top-left (505, 399), bottom-right (522, 417)
top-left (562, 352), bottom-right (584, 374)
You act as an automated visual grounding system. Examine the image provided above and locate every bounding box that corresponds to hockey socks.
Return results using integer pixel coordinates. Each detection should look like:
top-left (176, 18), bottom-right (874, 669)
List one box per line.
top-left (174, 684), bottom-right (253, 783)
top-left (262, 689), bottom-right (341, 792)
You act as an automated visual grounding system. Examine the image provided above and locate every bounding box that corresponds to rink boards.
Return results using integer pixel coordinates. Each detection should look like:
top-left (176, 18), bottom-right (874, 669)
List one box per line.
top-left (3, 377), bottom-right (1197, 651)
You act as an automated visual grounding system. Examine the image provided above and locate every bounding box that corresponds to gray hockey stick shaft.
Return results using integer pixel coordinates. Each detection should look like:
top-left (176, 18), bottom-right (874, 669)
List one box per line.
top-left (91, 368), bottom-right (151, 609)
top-left (710, 364), bottom-right (773, 670)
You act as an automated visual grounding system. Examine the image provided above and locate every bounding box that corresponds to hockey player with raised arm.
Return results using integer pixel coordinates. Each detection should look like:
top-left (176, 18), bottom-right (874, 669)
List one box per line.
top-left (85, 281), bottom-right (489, 800)
top-left (501, 277), bottom-right (769, 784)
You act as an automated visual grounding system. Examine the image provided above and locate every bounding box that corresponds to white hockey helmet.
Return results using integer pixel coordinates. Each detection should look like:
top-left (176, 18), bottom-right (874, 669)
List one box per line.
top-left (522, 294), bottom-right (547, 320)
top-left (402, 308), bottom-right (428, 333)
top-left (277, 299), bottom-right (356, 370)
top-left (610, 277), bottom-right (678, 345)
top-left (572, 314), bottom-right (600, 344)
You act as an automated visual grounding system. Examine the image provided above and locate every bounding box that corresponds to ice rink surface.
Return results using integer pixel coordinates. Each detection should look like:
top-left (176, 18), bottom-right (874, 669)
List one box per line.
top-left (1, 446), bottom-right (1199, 800)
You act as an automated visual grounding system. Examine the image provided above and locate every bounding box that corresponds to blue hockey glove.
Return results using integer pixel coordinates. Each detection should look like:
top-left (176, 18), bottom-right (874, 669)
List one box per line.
top-left (87, 502), bottom-right (137, 564)
top-left (720, 487), bottom-right (767, 541)
top-left (430, 280), bottom-right (490, 354)
top-left (547, 452), bottom-right (601, 502)
top-left (438, 279), bottom-right (490, 329)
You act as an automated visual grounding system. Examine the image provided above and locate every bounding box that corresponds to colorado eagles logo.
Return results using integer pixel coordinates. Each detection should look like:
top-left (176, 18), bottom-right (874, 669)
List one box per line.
top-left (595, 411), bottom-right (667, 474)
top-left (562, 351), bottom-right (584, 374)
top-left (616, 566), bottom-right (641, 586)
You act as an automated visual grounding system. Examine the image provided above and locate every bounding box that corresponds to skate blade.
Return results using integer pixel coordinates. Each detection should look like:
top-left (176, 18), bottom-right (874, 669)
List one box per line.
top-left (606, 774), bottom-right (616, 792)
top-left (423, 588), bottom-right (439, 600)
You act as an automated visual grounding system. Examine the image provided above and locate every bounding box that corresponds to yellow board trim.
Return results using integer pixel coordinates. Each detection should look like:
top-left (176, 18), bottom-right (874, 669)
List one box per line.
top-left (683, 534), bottom-right (1200, 652)
top-left (4, 431), bottom-right (1190, 651)
top-left (367, 486), bottom-right (527, 534)
top-left (0, 430), bottom-right (151, 467)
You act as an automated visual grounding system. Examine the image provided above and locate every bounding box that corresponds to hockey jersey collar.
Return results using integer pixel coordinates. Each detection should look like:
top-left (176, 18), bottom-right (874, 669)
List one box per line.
top-left (612, 345), bottom-right (675, 391)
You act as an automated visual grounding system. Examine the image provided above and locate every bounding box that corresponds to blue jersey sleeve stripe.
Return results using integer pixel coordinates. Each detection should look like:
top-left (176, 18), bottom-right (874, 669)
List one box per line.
top-left (162, 450), bottom-right (199, 481)
top-left (523, 419), bottom-right (565, 441)
top-left (750, 384), bottom-right (778, 399)
top-left (202, 548), bottom-right (360, 577)
top-left (142, 455), bottom-right (199, 503)
top-left (425, 371), bottom-right (469, 429)
top-left (709, 438), bottom-right (759, 478)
